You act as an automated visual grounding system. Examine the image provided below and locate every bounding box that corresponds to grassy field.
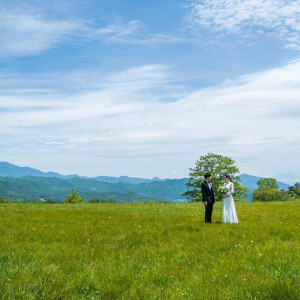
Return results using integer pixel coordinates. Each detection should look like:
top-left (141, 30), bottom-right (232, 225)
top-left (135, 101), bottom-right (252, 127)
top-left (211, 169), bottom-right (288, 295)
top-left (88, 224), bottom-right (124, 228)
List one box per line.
top-left (0, 201), bottom-right (299, 299)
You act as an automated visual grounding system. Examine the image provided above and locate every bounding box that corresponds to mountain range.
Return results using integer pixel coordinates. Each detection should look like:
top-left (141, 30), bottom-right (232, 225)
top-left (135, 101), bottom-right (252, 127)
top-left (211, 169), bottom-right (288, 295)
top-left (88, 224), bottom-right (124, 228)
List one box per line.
top-left (0, 162), bottom-right (291, 202)
top-left (0, 162), bottom-right (163, 184)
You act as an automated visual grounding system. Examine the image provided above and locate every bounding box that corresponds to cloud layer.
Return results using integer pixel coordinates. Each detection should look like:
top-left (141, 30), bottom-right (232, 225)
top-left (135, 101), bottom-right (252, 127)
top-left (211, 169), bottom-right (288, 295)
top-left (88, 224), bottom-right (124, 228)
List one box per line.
top-left (1, 60), bottom-right (300, 177)
top-left (187, 0), bottom-right (300, 49)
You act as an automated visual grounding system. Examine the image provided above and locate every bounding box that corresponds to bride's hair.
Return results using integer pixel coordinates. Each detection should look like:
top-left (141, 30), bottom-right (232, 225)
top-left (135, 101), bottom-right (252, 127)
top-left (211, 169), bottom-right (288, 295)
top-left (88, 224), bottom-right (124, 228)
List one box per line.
top-left (225, 174), bottom-right (232, 182)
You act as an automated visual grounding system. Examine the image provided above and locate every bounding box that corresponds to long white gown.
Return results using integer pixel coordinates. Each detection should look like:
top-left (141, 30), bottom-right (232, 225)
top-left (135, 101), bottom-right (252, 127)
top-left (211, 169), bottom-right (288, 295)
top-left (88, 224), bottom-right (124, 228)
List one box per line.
top-left (222, 182), bottom-right (238, 224)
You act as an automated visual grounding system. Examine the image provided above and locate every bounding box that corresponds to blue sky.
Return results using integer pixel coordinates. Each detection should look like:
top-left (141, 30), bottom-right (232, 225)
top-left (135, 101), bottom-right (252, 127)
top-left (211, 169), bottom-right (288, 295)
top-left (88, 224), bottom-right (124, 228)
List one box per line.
top-left (1, 0), bottom-right (300, 180)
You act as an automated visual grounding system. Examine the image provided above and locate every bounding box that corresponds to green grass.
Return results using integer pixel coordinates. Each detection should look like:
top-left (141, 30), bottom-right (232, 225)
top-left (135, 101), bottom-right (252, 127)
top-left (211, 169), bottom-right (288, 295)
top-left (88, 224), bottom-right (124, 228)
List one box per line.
top-left (0, 201), bottom-right (299, 299)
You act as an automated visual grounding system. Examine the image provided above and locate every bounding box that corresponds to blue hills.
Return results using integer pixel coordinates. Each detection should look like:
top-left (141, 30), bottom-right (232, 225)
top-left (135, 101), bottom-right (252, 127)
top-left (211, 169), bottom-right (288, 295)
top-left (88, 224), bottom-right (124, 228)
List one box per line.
top-left (0, 162), bottom-right (290, 202)
top-left (0, 162), bottom-right (163, 184)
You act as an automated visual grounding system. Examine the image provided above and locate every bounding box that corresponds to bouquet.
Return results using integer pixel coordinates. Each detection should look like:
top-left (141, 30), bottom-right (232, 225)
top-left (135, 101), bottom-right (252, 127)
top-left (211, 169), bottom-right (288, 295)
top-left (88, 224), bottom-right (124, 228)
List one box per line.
top-left (218, 185), bottom-right (228, 197)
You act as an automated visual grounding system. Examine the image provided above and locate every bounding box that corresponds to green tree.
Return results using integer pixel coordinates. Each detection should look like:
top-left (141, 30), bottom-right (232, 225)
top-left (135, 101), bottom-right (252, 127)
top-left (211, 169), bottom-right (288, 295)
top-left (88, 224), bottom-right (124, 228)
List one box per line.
top-left (183, 153), bottom-right (248, 202)
top-left (64, 188), bottom-right (83, 204)
top-left (252, 178), bottom-right (296, 201)
top-left (257, 178), bottom-right (279, 190)
top-left (252, 185), bottom-right (277, 202)
top-left (288, 182), bottom-right (300, 198)
top-left (252, 178), bottom-right (278, 202)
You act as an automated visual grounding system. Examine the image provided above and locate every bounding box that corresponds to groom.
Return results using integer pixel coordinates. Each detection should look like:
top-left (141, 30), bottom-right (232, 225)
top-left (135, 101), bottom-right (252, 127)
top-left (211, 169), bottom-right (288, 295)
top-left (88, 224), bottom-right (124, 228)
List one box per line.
top-left (201, 173), bottom-right (215, 223)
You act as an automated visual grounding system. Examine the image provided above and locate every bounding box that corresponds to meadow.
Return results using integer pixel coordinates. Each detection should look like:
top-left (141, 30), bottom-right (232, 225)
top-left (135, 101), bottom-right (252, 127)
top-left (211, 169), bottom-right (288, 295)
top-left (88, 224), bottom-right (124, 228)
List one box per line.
top-left (0, 201), bottom-right (299, 299)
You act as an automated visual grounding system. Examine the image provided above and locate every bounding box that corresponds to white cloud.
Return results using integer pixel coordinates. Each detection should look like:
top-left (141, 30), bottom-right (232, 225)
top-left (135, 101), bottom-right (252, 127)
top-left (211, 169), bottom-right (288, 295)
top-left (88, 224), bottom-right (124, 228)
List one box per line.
top-left (0, 9), bottom-right (186, 61)
top-left (186, 0), bottom-right (300, 49)
top-left (96, 20), bottom-right (142, 42)
top-left (0, 65), bottom-right (173, 127)
top-left (0, 60), bottom-right (300, 177)
top-left (0, 12), bottom-right (80, 58)
top-left (93, 19), bottom-right (188, 45)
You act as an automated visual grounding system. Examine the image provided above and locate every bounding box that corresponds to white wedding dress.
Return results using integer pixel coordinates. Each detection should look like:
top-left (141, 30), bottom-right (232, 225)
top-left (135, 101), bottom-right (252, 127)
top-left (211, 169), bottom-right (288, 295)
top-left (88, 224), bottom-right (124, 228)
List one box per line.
top-left (222, 182), bottom-right (238, 224)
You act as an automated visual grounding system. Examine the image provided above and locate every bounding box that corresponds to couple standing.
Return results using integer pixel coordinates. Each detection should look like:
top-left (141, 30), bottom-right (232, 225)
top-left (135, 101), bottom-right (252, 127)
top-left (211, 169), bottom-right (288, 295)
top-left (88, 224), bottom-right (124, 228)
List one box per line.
top-left (201, 173), bottom-right (238, 224)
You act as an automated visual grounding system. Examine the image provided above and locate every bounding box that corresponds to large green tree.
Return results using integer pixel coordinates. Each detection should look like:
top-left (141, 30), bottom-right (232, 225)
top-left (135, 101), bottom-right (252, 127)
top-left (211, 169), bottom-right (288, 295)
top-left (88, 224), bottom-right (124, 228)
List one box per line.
top-left (183, 153), bottom-right (248, 202)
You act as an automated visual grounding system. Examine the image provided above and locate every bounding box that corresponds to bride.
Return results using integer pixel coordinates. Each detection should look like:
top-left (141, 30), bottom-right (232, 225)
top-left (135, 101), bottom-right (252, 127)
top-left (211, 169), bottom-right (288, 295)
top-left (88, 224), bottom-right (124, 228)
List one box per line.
top-left (222, 174), bottom-right (238, 224)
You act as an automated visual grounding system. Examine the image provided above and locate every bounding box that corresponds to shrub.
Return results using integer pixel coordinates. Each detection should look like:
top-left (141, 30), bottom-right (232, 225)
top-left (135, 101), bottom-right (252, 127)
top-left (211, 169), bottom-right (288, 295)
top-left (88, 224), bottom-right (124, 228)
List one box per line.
top-left (88, 198), bottom-right (100, 203)
top-left (45, 200), bottom-right (56, 204)
top-left (276, 190), bottom-right (298, 201)
top-left (64, 188), bottom-right (83, 204)
top-left (0, 198), bottom-right (10, 203)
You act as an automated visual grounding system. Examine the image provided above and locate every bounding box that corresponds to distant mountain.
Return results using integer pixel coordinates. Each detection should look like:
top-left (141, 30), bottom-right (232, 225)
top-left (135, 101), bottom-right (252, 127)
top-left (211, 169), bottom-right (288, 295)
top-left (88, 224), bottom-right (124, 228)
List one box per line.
top-left (0, 176), bottom-right (187, 203)
top-left (0, 162), bottom-right (165, 184)
top-left (93, 175), bottom-right (164, 184)
top-left (0, 162), bottom-right (82, 179)
top-left (0, 162), bottom-right (292, 202)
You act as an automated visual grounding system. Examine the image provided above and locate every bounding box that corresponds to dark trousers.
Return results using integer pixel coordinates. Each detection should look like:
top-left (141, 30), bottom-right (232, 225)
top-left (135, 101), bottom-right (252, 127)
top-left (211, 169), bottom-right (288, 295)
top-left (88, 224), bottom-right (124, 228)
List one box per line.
top-left (205, 202), bottom-right (214, 223)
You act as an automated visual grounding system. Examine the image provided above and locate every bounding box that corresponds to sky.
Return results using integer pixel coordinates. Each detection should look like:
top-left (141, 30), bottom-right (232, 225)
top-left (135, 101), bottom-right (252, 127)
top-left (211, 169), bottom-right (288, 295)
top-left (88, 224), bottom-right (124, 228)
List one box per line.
top-left (0, 0), bottom-right (300, 179)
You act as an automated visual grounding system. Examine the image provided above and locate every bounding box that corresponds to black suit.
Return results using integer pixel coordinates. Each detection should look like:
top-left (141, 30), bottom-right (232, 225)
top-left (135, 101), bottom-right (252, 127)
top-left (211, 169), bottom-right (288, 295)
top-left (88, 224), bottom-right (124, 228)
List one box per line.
top-left (201, 181), bottom-right (215, 223)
